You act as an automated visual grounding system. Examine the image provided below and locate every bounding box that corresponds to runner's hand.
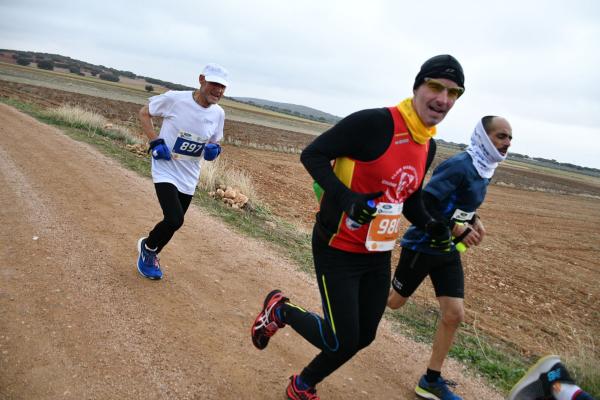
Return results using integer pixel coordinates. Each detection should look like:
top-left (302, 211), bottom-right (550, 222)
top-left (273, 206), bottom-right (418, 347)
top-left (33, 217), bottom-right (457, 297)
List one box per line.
top-left (426, 220), bottom-right (452, 250)
top-left (452, 223), bottom-right (481, 247)
top-left (149, 138), bottom-right (171, 160)
top-left (203, 143), bottom-right (222, 161)
top-left (344, 191), bottom-right (382, 225)
top-left (471, 217), bottom-right (486, 242)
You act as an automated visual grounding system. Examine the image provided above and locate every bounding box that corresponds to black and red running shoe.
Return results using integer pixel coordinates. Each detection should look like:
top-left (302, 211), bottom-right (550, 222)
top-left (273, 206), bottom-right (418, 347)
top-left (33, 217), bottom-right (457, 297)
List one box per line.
top-left (251, 289), bottom-right (288, 350)
top-left (286, 375), bottom-right (319, 400)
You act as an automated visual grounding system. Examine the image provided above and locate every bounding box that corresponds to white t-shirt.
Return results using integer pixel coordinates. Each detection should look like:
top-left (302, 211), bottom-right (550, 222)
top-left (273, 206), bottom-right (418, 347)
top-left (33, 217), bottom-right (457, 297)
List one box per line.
top-left (148, 91), bottom-right (225, 195)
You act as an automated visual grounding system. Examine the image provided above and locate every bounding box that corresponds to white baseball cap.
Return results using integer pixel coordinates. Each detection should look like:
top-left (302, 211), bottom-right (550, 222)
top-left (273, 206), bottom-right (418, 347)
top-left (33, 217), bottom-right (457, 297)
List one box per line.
top-left (201, 63), bottom-right (229, 87)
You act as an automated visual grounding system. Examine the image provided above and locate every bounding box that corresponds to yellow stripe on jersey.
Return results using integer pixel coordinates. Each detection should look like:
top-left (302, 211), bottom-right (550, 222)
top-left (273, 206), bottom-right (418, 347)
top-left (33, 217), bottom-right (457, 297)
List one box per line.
top-left (332, 157), bottom-right (355, 188)
top-left (330, 156), bottom-right (356, 246)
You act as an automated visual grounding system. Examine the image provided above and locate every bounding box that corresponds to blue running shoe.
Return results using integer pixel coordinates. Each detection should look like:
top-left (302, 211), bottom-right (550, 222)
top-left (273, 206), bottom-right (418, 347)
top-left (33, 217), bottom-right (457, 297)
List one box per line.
top-left (137, 237), bottom-right (162, 280)
top-left (415, 375), bottom-right (462, 400)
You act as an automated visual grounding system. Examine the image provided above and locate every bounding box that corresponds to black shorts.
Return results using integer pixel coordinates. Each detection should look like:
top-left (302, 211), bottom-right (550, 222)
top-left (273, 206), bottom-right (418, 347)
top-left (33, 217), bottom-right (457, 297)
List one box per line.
top-left (391, 247), bottom-right (464, 298)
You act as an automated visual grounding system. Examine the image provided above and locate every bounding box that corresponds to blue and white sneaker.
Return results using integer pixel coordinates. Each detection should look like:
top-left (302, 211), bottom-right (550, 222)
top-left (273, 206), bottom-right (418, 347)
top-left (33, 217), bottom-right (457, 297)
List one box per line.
top-left (136, 237), bottom-right (162, 280)
top-left (415, 375), bottom-right (462, 400)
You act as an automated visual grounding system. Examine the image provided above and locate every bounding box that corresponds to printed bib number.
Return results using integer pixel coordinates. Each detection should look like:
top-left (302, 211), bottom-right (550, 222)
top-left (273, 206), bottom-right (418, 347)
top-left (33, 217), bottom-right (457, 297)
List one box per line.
top-left (172, 131), bottom-right (206, 161)
top-left (365, 202), bottom-right (403, 251)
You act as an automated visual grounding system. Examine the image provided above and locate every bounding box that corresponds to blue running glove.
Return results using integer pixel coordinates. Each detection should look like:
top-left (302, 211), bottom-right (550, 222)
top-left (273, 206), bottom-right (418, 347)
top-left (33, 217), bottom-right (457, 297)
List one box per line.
top-left (148, 138), bottom-right (171, 160)
top-left (203, 143), bottom-right (221, 161)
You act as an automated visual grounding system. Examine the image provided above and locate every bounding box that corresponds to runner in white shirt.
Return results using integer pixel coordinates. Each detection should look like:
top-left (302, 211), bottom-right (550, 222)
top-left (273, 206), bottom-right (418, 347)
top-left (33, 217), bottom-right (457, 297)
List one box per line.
top-left (136, 63), bottom-right (228, 280)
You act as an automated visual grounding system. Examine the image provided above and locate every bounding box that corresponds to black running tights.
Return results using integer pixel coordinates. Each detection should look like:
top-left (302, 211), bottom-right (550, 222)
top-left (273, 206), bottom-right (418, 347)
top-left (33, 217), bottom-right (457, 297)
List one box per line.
top-left (280, 227), bottom-right (391, 386)
top-left (146, 182), bottom-right (193, 253)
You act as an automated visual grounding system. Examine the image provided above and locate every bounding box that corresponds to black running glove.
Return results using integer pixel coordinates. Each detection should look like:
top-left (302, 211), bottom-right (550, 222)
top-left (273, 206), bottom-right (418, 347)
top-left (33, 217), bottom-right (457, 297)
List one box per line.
top-left (342, 190), bottom-right (383, 225)
top-left (426, 220), bottom-right (452, 250)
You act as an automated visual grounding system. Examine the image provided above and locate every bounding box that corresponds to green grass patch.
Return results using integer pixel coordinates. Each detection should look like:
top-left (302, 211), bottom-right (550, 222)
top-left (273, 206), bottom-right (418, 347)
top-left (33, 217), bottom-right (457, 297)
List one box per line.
top-left (450, 324), bottom-right (528, 389)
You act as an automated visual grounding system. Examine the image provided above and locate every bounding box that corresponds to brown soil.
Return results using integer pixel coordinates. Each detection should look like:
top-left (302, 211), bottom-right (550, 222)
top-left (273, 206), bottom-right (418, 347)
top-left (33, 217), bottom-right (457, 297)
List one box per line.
top-left (1, 79), bottom-right (599, 399)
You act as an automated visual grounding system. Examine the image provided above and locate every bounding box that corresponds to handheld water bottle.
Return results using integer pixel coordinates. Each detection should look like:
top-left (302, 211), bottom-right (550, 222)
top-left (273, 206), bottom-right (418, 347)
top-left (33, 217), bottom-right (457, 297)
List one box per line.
top-left (452, 222), bottom-right (469, 253)
top-left (454, 241), bottom-right (467, 253)
top-left (347, 200), bottom-right (376, 230)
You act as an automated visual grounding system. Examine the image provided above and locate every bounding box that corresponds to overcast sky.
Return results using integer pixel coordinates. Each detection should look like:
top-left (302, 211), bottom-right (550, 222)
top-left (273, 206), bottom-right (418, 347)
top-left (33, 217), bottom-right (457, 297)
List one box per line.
top-left (1, 0), bottom-right (599, 168)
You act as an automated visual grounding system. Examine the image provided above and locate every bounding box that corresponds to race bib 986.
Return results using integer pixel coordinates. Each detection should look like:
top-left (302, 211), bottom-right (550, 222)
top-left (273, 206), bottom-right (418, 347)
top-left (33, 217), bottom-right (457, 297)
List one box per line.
top-left (365, 202), bottom-right (404, 252)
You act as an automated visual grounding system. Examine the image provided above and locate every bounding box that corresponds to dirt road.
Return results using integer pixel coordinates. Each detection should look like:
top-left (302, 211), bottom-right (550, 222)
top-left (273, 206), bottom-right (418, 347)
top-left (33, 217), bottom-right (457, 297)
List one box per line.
top-left (0, 106), bottom-right (504, 399)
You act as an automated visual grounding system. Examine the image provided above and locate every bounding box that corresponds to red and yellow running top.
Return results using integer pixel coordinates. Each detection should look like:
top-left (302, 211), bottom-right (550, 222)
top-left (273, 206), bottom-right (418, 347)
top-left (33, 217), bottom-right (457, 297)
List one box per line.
top-left (327, 107), bottom-right (430, 253)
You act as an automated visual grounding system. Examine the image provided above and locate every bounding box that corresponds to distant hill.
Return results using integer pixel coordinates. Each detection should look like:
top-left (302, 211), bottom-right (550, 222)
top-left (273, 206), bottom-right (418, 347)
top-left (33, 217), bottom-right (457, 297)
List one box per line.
top-left (232, 97), bottom-right (341, 124)
top-left (0, 49), bottom-right (338, 124)
top-left (0, 49), bottom-right (194, 92)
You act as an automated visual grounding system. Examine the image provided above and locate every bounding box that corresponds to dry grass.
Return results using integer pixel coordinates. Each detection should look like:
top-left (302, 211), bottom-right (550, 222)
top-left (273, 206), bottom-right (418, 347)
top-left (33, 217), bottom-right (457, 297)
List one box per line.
top-left (556, 331), bottom-right (599, 396)
top-left (198, 156), bottom-right (257, 201)
top-left (45, 104), bottom-right (142, 145)
top-left (529, 319), bottom-right (599, 396)
top-left (47, 104), bottom-right (107, 128)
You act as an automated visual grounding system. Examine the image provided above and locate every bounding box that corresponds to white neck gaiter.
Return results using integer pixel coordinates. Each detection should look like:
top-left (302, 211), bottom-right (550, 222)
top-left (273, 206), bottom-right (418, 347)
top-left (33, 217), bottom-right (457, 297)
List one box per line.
top-left (465, 120), bottom-right (506, 178)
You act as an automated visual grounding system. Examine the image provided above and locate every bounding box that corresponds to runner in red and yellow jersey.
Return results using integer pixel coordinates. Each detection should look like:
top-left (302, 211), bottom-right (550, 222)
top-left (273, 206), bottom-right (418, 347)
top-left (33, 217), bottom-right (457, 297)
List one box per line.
top-left (251, 55), bottom-right (465, 399)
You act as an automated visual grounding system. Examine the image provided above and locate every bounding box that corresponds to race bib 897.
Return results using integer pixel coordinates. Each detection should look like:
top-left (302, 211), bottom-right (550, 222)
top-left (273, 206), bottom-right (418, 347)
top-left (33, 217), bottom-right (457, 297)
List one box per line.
top-left (172, 131), bottom-right (207, 161)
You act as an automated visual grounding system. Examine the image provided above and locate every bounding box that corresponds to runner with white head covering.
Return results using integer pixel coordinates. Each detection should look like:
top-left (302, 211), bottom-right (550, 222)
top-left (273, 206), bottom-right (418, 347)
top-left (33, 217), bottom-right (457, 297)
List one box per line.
top-left (388, 115), bottom-right (512, 400)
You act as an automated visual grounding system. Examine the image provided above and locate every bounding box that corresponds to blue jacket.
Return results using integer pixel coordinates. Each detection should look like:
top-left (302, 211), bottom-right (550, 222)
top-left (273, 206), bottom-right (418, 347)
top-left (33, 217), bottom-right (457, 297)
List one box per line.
top-left (401, 152), bottom-right (489, 255)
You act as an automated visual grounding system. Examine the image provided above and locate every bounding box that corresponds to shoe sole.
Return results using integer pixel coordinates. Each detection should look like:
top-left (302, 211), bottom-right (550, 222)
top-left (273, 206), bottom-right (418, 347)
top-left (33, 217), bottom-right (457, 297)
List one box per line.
top-left (251, 289), bottom-right (283, 349)
top-left (137, 237), bottom-right (162, 280)
top-left (415, 385), bottom-right (442, 400)
top-left (507, 354), bottom-right (561, 400)
top-left (286, 386), bottom-right (301, 400)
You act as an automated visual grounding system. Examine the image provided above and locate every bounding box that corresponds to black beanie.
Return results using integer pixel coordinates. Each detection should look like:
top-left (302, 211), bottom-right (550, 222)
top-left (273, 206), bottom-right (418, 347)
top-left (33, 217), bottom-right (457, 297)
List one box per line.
top-left (413, 54), bottom-right (464, 90)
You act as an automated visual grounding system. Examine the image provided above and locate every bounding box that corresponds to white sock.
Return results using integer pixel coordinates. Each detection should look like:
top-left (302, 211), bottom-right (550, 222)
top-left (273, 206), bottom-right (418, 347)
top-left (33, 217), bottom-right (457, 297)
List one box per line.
top-left (554, 383), bottom-right (581, 400)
